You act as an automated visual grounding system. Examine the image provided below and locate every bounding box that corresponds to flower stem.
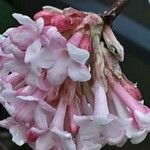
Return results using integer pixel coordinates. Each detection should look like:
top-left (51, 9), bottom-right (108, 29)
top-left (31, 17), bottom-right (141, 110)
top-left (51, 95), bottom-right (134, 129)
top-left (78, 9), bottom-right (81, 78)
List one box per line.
top-left (101, 0), bottom-right (131, 25)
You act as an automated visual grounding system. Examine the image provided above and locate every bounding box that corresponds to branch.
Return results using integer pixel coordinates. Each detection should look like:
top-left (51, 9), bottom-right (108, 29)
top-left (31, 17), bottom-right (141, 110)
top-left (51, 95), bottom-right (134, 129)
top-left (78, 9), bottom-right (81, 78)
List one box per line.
top-left (101, 0), bottom-right (131, 25)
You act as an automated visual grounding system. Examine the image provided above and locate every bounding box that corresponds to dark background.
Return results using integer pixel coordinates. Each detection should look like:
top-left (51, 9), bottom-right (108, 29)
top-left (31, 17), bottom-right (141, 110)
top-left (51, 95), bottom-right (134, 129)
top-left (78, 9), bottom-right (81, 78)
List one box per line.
top-left (0, 0), bottom-right (150, 149)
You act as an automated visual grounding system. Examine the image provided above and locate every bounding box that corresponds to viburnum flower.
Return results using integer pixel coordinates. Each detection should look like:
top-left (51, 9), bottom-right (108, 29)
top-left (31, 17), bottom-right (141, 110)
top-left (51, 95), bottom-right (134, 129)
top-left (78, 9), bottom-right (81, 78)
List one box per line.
top-left (0, 5), bottom-right (150, 150)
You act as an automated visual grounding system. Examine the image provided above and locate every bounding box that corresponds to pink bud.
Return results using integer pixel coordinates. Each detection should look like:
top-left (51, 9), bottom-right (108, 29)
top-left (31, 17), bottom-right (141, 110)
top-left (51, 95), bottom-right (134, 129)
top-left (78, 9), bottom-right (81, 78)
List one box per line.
top-left (34, 10), bottom-right (60, 25)
top-left (120, 79), bottom-right (142, 101)
top-left (79, 34), bottom-right (91, 52)
top-left (26, 129), bottom-right (39, 142)
top-left (67, 101), bottom-right (79, 136)
top-left (68, 31), bottom-right (84, 46)
top-left (51, 14), bottom-right (72, 32)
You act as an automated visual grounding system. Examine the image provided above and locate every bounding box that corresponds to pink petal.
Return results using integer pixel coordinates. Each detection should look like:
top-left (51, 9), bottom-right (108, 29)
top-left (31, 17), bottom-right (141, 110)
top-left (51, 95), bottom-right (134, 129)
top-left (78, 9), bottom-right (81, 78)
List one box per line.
top-left (10, 45), bottom-right (24, 59)
top-left (36, 77), bottom-right (50, 91)
top-left (79, 34), bottom-right (92, 52)
top-left (6, 26), bottom-right (38, 50)
top-left (120, 79), bottom-right (142, 100)
top-left (0, 117), bottom-right (16, 129)
top-left (14, 101), bottom-right (36, 122)
top-left (46, 27), bottom-right (67, 51)
top-left (67, 101), bottom-right (79, 136)
top-left (68, 32), bottom-right (83, 46)
top-left (107, 72), bottom-right (147, 113)
top-left (111, 90), bottom-right (148, 144)
top-left (38, 99), bottom-right (56, 113)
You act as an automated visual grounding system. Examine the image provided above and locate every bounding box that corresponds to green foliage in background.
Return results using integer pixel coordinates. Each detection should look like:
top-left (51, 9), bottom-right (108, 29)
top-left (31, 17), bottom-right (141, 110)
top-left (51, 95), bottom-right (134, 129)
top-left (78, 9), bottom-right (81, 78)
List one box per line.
top-left (0, 0), bottom-right (15, 33)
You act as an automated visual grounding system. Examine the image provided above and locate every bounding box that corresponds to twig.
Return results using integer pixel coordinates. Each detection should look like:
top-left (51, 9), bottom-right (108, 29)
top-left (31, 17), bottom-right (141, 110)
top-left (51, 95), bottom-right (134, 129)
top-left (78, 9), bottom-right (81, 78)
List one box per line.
top-left (101, 0), bottom-right (131, 25)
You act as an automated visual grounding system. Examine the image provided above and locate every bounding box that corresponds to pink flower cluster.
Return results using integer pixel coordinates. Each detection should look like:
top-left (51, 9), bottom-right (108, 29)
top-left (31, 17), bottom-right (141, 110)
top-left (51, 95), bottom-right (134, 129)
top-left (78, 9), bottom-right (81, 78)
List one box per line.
top-left (0, 6), bottom-right (150, 150)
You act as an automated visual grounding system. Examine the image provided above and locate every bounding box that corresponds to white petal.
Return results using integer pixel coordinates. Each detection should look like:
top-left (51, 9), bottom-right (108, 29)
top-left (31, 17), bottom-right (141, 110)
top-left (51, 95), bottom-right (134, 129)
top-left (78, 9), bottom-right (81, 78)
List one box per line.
top-left (38, 100), bottom-right (56, 113)
top-left (12, 13), bottom-right (35, 26)
top-left (25, 39), bottom-right (41, 64)
top-left (35, 49), bottom-right (55, 69)
top-left (11, 46), bottom-right (24, 59)
top-left (47, 56), bottom-right (68, 85)
top-left (100, 118), bottom-right (126, 145)
top-left (94, 115), bottom-right (113, 125)
top-left (36, 18), bottom-right (44, 33)
top-left (3, 28), bottom-right (15, 36)
top-left (67, 43), bottom-right (90, 64)
top-left (1, 37), bottom-right (21, 54)
top-left (93, 83), bottom-right (109, 116)
top-left (0, 35), bottom-right (5, 43)
top-left (43, 6), bottom-right (63, 13)
top-left (120, 117), bottom-right (148, 144)
top-left (51, 128), bottom-right (77, 150)
top-left (30, 127), bottom-right (45, 135)
top-left (34, 106), bottom-right (48, 130)
top-left (130, 130), bottom-right (147, 144)
top-left (75, 116), bottom-right (103, 149)
top-left (36, 77), bottom-right (50, 91)
top-left (74, 115), bottom-right (94, 127)
top-left (134, 110), bottom-right (150, 129)
top-left (77, 138), bottom-right (102, 150)
top-left (9, 125), bottom-right (27, 146)
top-left (36, 132), bottom-right (55, 150)
top-left (17, 95), bottom-right (38, 101)
top-left (4, 60), bottom-right (28, 75)
top-left (0, 117), bottom-right (16, 129)
top-left (25, 39), bottom-right (54, 72)
top-left (25, 72), bottom-right (37, 87)
top-left (68, 62), bottom-right (91, 82)
top-left (51, 97), bottom-right (67, 129)
top-left (5, 102), bottom-right (15, 115)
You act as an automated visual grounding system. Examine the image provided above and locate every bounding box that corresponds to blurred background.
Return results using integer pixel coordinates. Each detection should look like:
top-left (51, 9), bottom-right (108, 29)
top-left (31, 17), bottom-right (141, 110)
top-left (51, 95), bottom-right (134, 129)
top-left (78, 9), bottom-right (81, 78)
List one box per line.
top-left (0, 0), bottom-right (149, 149)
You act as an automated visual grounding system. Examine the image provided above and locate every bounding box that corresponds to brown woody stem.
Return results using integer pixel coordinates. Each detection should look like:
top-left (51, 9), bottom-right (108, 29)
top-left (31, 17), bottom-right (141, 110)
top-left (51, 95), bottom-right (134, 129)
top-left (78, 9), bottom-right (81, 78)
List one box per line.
top-left (101, 0), bottom-right (131, 25)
